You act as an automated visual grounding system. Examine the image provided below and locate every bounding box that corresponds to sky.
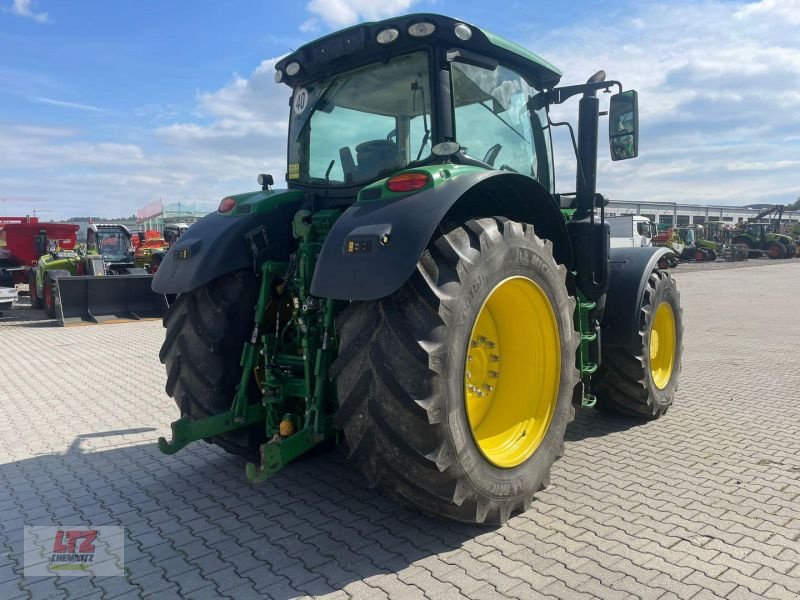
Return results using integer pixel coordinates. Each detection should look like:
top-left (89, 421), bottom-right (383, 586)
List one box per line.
top-left (1, 0), bottom-right (799, 220)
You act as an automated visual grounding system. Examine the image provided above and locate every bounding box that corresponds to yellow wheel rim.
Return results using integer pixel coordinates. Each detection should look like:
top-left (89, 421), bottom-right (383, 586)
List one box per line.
top-left (649, 302), bottom-right (676, 389)
top-left (464, 276), bottom-right (561, 468)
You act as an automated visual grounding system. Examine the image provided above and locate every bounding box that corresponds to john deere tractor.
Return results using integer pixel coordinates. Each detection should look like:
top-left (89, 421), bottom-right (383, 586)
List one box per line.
top-left (154, 14), bottom-right (683, 524)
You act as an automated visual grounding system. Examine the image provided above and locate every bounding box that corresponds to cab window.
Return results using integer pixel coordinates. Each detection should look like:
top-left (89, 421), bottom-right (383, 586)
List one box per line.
top-left (451, 60), bottom-right (552, 190)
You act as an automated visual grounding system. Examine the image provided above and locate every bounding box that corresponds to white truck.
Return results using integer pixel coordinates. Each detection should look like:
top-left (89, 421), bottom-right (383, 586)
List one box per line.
top-left (608, 215), bottom-right (655, 248)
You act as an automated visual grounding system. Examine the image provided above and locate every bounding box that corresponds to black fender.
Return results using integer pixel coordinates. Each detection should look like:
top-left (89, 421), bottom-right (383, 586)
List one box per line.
top-left (601, 247), bottom-right (674, 348)
top-left (310, 170), bottom-right (570, 300)
top-left (152, 200), bottom-right (303, 294)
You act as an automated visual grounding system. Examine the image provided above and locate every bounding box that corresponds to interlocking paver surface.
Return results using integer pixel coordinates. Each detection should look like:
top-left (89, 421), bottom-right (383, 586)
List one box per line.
top-left (1, 260), bottom-right (798, 599)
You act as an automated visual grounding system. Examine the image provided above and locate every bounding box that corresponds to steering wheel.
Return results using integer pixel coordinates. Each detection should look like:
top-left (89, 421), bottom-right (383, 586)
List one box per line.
top-left (482, 143), bottom-right (502, 167)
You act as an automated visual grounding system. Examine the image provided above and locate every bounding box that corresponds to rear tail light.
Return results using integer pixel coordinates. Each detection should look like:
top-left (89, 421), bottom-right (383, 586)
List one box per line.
top-left (386, 172), bottom-right (431, 193)
top-left (218, 197), bottom-right (236, 213)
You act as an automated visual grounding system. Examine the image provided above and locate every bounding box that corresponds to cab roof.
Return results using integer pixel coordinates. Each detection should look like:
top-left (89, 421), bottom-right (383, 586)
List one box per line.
top-left (275, 13), bottom-right (562, 90)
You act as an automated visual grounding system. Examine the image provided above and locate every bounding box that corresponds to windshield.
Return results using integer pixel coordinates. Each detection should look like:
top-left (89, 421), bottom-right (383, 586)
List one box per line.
top-left (288, 52), bottom-right (432, 186)
top-left (96, 231), bottom-right (132, 262)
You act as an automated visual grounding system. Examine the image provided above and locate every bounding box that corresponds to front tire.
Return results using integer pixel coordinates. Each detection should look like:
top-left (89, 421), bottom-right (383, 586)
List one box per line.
top-left (29, 270), bottom-right (43, 309)
top-left (159, 270), bottom-right (263, 457)
top-left (594, 270), bottom-right (683, 418)
top-left (332, 217), bottom-right (579, 524)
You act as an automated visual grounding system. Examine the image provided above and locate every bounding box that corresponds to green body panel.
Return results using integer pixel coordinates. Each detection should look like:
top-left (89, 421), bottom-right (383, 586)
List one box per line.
top-left (224, 189), bottom-right (306, 216)
top-left (356, 164), bottom-right (486, 203)
top-left (34, 252), bottom-right (81, 294)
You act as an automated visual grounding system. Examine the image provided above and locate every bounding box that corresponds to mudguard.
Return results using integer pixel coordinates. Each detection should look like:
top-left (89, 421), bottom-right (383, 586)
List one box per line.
top-left (310, 170), bottom-right (566, 300)
top-left (152, 196), bottom-right (303, 294)
top-left (601, 246), bottom-right (673, 348)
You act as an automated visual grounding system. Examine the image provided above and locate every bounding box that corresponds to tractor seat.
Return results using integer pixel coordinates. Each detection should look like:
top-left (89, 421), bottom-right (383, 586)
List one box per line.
top-left (355, 140), bottom-right (401, 179)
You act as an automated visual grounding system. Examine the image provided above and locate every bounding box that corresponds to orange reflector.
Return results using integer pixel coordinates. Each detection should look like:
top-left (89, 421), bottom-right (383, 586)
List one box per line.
top-left (218, 197), bottom-right (236, 213)
top-left (386, 172), bottom-right (430, 193)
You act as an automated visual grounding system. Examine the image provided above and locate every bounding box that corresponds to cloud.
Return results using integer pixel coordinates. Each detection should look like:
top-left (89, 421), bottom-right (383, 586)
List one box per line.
top-left (6, 0), bottom-right (49, 23)
top-left (535, 0), bottom-right (800, 206)
top-left (4, 0), bottom-right (800, 221)
top-left (0, 58), bottom-right (293, 220)
top-left (156, 57), bottom-right (290, 159)
top-left (304, 0), bottom-right (419, 28)
top-left (33, 97), bottom-right (106, 112)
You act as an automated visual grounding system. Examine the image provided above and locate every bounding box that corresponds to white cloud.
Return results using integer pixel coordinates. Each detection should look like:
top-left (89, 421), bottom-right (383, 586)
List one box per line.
top-left (304, 0), bottom-right (419, 28)
top-left (536, 0), bottom-right (800, 205)
top-left (734, 0), bottom-right (800, 26)
top-left (0, 58), bottom-right (293, 220)
top-left (6, 0), bottom-right (49, 23)
top-left (33, 97), bottom-right (105, 112)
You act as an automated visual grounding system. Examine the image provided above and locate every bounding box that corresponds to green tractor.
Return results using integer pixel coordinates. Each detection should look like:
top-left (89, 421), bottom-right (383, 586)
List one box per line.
top-left (31, 224), bottom-right (167, 324)
top-left (732, 205), bottom-right (795, 259)
top-left (154, 14), bottom-right (683, 524)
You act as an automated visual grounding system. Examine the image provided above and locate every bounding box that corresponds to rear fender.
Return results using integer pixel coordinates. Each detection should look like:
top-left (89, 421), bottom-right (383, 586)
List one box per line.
top-left (601, 247), bottom-right (673, 348)
top-left (310, 169), bottom-right (570, 300)
top-left (152, 192), bottom-right (304, 294)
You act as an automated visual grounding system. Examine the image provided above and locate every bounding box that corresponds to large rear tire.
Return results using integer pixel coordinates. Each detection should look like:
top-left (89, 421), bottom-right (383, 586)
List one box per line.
top-left (332, 217), bottom-right (579, 524)
top-left (594, 270), bottom-right (683, 418)
top-left (767, 242), bottom-right (785, 259)
top-left (159, 270), bottom-right (263, 457)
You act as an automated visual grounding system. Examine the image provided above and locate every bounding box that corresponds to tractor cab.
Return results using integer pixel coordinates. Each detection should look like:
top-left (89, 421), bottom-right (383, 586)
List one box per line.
top-left (86, 224), bottom-right (136, 273)
top-left (275, 14), bottom-right (635, 206)
top-left (744, 223), bottom-right (768, 239)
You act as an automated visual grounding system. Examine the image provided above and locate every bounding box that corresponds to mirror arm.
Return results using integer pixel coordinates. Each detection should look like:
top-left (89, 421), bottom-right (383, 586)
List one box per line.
top-left (542, 80), bottom-right (622, 106)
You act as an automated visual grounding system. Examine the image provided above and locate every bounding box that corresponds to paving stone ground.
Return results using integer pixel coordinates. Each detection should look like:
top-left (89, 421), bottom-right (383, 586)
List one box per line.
top-left (1, 260), bottom-right (798, 599)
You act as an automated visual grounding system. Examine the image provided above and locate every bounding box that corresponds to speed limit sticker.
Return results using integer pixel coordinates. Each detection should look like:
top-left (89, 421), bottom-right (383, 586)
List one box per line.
top-left (293, 88), bottom-right (309, 115)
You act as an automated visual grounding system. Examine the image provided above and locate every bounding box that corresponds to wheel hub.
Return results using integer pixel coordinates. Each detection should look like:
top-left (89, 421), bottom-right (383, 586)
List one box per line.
top-left (464, 276), bottom-right (561, 468)
top-left (649, 302), bottom-right (676, 389)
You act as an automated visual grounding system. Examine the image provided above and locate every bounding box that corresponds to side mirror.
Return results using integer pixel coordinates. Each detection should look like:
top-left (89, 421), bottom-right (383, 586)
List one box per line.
top-left (609, 90), bottom-right (638, 161)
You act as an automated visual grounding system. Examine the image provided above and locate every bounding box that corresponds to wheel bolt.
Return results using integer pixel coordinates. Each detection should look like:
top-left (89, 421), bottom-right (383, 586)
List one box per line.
top-left (485, 340), bottom-right (496, 349)
top-left (489, 354), bottom-right (500, 362)
top-left (488, 370), bottom-right (499, 378)
top-left (482, 384), bottom-right (493, 392)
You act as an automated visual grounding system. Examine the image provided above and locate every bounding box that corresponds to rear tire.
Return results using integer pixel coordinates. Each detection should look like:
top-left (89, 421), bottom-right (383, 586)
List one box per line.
top-left (332, 217), bottom-right (579, 524)
top-left (159, 270), bottom-right (263, 458)
top-left (595, 270), bottom-right (683, 418)
top-left (767, 242), bottom-right (785, 259)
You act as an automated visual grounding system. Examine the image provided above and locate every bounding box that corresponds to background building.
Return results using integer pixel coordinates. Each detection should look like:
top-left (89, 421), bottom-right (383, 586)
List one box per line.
top-left (605, 200), bottom-right (800, 227)
top-left (136, 200), bottom-right (217, 232)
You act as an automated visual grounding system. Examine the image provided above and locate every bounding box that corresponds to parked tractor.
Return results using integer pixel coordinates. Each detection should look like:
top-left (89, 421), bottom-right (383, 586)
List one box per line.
top-left (732, 205), bottom-right (795, 259)
top-left (154, 14), bottom-right (683, 524)
top-left (133, 230), bottom-right (170, 272)
top-left (31, 223), bottom-right (167, 324)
